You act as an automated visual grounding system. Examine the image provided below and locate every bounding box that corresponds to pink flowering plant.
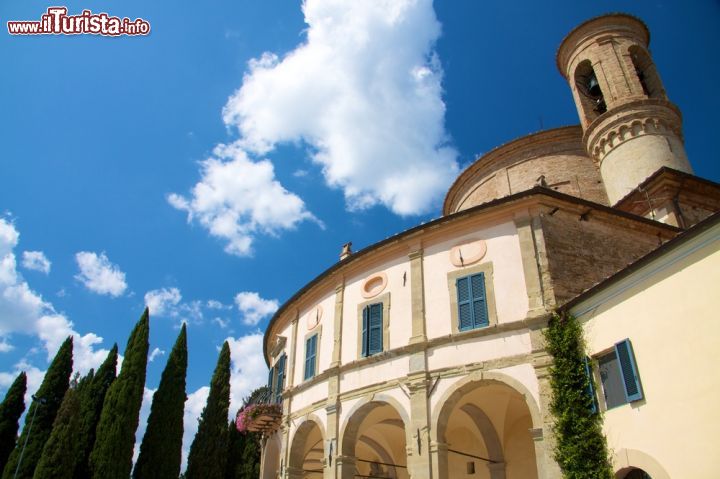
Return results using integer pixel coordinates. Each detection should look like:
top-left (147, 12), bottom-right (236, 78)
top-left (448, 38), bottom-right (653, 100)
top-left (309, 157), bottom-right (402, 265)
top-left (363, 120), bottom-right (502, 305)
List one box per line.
top-left (235, 403), bottom-right (282, 433)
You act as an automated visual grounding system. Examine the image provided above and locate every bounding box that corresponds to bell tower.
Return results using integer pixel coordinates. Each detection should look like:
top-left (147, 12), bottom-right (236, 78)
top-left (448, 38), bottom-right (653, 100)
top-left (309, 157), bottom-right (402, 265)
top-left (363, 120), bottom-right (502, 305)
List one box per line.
top-left (557, 14), bottom-right (693, 205)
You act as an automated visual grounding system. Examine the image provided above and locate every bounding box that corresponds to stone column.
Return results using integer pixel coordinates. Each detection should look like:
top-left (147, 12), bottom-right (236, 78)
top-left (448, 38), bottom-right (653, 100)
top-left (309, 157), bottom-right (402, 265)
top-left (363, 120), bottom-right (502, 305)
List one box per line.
top-left (408, 249), bottom-right (427, 345)
top-left (429, 441), bottom-right (448, 479)
top-left (281, 315), bottom-right (299, 479)
top-left (405, 370), bottom-right (433, 478)
top-left (325, 280), bottom-right (344, 479)
top-left (336, 455), bottom-right (357, 479)
top-left (530, 329), bottom-right (563, 479)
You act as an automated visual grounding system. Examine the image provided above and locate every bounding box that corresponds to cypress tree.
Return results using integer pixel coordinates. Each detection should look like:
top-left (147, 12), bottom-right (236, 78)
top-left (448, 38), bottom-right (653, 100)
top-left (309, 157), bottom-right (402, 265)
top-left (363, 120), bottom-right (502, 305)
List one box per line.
top-left (89, 309), bottom-right (150, 479)
top-left (32, 376), bottom-right (86, 479)
top-left (2, 337), bottom-right (73, 479)
top-left (75, 345), bottom-right (118, 479)
top-left (133, 324), bottom-right (188, 479)
top-left (185, 341), bottom-right (231, 479)
top-left (0, 372), bottom-right (27, 474)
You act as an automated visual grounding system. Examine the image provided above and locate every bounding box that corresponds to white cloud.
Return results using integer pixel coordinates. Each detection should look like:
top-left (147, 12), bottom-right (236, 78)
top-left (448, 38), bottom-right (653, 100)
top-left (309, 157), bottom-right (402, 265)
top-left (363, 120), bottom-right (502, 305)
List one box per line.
top-left (182, 386), bottom-right (209, 471)
top-left (234, 291), bottom-right (278, 326)
top-left (21, 251), bottom-right (51, 274)
top-left (226, 333), bottom-right (268, 416)
top-left (0, 218), bottom-right (111, 388)
top-left (206, 299), bottom-right (230, 310)
top-left (148, 347), bottom-right (165, 363)
top-left (222, 0), bottom-right (458, 215)
top-left (75, 251), bottom-right (127, 297)
top-left (168, 145), bottom-right (320, 257)
top-left (144, 287), bottom-right (182, 317)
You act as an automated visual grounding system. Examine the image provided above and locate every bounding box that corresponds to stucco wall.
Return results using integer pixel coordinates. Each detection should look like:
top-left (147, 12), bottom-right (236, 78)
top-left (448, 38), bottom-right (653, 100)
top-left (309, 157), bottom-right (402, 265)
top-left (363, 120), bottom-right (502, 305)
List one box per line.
top-left (574, 225), bottom-right (720, 478)
top-left (423, 220), bottom-right (529, 339)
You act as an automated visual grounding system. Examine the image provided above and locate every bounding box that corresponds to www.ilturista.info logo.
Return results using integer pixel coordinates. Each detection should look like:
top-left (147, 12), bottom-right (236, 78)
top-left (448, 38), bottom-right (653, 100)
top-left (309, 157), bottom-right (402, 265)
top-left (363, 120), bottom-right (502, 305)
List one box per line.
top-left (7, 7), bottom-right (150, 36)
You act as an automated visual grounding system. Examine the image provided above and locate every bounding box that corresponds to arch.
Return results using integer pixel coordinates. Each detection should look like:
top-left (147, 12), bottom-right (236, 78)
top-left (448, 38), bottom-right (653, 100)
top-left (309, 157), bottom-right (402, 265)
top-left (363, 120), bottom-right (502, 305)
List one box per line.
top-left (431, 371), bottom-right (542, 479)
top-left (431, 370), bottom-right (542, 437)
top-left (288, 415), bottom-right (326, 478)
top-left (613, 449), bottom-right (670, 479)
top-left (339, 393), bottom-right (411, 452)
top-left (574, 59), bottom-right (607, 124)
top-left (261, 432), bottom-right (282, 479)
top-left (629, 45), bottom-right (664, 99)
top-left (339, 394), bottom-right (410, 479)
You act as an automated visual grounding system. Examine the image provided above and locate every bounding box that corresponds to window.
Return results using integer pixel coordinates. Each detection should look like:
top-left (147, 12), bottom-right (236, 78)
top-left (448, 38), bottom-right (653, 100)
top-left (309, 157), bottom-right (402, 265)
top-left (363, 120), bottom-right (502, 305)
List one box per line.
top-left (456, 272), bottom-right (489, 331)
top-left (274, 354), bottom-right (286, 403)
top-left (598, 339), bottom-right (643, 409)
top-left (361, 303), bottom-right (383, 357)
top-left (304, 334), bottom-right (318, 380)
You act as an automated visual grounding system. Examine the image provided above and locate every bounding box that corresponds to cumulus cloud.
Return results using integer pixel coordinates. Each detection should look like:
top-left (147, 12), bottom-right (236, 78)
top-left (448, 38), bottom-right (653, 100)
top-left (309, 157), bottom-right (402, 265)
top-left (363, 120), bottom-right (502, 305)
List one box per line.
top-left (21, 251), bottom-right (51, 274)
top-left (144, 287), bottom-right (182, 317)
top-left (222, 0), bottom-right (458, 215)
top-left (168, 145), bottom-right (320, 256)
top-left (0, 218), bottom-right (111, 393)
top-left (133, 387), bottom-right (156, 465)
top-left (75, 251), bottom-right (127, 297)
top-left (226, 333), bottom-right (268, 416)
top-left (234, 291), bottom-right (278, 326)
top-left (180, 332), bottom-right (267, 471)
top-left (172, 0), bottom-right (455, 255)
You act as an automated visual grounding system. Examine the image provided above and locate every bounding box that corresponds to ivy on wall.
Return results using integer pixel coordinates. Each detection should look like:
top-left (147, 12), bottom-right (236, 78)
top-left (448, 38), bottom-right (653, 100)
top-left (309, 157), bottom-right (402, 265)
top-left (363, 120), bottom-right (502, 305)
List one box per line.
top-left (544, 312), bottom-right (614, 479)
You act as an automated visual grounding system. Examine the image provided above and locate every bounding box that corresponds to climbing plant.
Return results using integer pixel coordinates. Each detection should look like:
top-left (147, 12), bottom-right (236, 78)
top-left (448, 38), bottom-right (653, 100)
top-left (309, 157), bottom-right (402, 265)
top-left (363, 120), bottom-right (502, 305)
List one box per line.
top-left (544, 312), bottom-right (613, 479)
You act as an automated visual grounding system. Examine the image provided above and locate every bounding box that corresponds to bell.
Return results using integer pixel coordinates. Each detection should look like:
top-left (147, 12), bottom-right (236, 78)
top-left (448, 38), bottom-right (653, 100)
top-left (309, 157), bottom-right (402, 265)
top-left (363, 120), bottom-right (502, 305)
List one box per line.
top-left (587, 73), bottom-right (602, 98)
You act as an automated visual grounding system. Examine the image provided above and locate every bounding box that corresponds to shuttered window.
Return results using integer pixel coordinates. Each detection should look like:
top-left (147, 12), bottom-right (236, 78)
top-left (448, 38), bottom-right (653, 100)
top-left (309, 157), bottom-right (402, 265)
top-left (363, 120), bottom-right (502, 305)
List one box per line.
top-left (361, 303), bottom-right (383, 357)
top-left (456, 272), bottom-right (489, 331)
top-left (274, 354), bottom-right (286, 403)
top-left (598, 338), bottom-right (643, 409)
top-left (304, 334), bottom-right (317, 380)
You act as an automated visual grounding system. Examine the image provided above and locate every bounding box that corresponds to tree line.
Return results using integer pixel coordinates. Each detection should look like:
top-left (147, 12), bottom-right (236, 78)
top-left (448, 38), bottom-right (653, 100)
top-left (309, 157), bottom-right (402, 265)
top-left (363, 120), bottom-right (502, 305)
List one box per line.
top-left (0, 309), bottom-right (261, 479)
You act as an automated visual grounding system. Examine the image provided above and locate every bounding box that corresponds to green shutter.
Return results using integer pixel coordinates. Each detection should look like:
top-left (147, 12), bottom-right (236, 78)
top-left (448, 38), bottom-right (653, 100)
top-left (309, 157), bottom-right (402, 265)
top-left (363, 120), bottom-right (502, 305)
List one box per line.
top-left (368, 303), bottom-right (383, 355)
top-left (615, 339), bottom-right (643, 402)
top-left (267, 366), bottom-right (274, 399)
top-left (275, 354), bottom-right (286, 403)
top-left (583, 356), bottom-right (598, 414)
top-left (470, 273), bottom-right (488, 328)
top-left (361, 306), bottom-right (369, 357)
top-left (304, 335), bottom-right (317, 380)
top-left (457, 276), bottom-right (473, 330)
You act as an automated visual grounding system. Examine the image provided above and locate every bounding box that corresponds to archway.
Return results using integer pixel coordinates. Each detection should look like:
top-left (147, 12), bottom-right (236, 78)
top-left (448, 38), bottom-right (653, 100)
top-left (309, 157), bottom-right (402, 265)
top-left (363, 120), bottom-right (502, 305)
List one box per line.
top-left (434, 378), bottom-right (540, 479)
top-left (261, 432), bottom-right (282, 479)
top-left (288, 419), bottom-right (325, 478)
top-left (340, 400), bottom-right (409, 479)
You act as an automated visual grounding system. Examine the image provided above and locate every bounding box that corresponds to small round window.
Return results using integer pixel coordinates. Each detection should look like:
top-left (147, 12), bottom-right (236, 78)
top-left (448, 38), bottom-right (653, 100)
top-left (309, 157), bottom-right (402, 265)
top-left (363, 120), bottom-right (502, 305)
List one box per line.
top-left (361, 272), bottom-right (387, 299)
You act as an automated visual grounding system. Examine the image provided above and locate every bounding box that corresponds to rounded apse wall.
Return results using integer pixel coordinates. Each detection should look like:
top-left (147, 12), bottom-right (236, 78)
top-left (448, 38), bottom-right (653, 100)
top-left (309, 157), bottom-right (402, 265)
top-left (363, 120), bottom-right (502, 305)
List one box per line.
top-left (443, 126), bottom-right (608, 215)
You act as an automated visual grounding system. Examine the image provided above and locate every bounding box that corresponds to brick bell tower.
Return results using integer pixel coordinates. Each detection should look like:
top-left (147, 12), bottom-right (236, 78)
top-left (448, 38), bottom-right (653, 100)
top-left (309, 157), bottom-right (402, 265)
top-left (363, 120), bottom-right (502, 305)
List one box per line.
top-left (557, 13), bottom-right (693, 205)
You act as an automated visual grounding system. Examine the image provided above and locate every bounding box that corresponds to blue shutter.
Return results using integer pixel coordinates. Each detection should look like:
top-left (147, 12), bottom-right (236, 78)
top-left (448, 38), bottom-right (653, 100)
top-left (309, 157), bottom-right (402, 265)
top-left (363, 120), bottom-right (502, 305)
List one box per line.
top-left (267, 366), bottom-right (274, 401)
top-left (470, 273), bottom-right (488, 328)
top-left (304, 335), bottom-right (317, 380)
top-left (361, 306), bottom-right (369, 357)
top-left (368, 303), bottom-right (383, 355)
top-left (615, 339), bottom-right (643, 402)
top-left (275, 354), bottom-right (286, 403)
top-left (583, 356), bottom-right (598, 414)
top-left (456, 276), bottom-right (473, 331)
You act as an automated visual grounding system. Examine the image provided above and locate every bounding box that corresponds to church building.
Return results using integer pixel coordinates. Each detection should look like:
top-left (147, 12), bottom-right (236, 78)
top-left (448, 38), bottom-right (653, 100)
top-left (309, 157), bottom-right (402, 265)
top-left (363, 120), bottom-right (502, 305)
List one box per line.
top-left (254, 13), bottom-right (720, 479)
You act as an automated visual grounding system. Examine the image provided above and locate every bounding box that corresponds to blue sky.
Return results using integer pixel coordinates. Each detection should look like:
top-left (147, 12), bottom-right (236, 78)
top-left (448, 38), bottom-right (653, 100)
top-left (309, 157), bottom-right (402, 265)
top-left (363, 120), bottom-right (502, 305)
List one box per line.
top-left (1, 0), bottom-right (719, 465)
